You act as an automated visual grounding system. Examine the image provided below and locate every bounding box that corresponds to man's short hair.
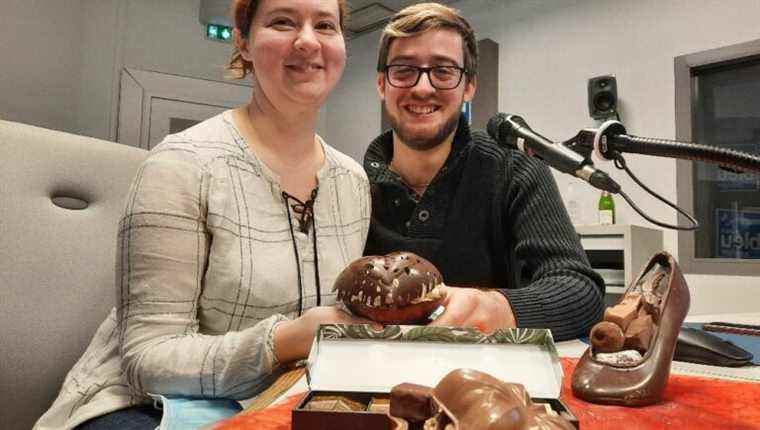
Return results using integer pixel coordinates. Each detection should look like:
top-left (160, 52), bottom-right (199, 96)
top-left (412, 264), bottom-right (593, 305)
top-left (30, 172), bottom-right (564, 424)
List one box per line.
top-left (376, 2), bottom-right (478, 81)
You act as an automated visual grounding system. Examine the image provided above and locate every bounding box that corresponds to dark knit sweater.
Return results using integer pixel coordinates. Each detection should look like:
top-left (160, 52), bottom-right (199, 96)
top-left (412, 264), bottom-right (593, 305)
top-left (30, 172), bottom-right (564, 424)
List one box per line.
top-left (363, 118), bottom-right (605, 341)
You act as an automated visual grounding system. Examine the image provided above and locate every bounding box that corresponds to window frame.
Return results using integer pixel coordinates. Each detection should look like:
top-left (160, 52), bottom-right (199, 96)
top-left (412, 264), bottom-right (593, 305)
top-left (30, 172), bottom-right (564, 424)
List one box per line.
top-left (675, 38), bottom-right (760, 276)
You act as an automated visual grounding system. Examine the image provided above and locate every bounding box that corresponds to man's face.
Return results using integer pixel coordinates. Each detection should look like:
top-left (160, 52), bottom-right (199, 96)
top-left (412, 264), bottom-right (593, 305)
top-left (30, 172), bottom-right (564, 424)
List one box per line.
top-left (377, 28), bottom-right (476, 151)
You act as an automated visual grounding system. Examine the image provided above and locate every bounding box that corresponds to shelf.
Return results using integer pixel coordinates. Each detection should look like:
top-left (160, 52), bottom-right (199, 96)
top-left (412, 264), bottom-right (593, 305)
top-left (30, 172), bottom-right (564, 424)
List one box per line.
top-left (606, 286), bottom-right (626, 294)
top-left (575, 224), bottom-right (664, 300)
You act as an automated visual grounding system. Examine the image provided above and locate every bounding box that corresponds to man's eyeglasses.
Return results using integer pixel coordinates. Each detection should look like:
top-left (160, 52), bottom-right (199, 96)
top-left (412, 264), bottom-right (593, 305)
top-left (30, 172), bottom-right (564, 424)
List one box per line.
top-left (384, 65), bottom-right (466, 90)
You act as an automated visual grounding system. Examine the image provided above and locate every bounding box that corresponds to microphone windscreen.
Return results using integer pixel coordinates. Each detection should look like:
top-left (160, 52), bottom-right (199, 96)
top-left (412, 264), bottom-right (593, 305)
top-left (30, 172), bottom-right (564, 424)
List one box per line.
top-left (486, 113), bottom-right (508, 142)
top-left (487, 113), bottom-right (528, 149)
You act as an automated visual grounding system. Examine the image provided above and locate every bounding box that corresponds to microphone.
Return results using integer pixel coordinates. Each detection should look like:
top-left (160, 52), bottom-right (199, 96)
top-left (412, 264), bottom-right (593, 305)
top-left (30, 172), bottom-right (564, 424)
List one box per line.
top-left (487, 113), bottom-right (621, 193)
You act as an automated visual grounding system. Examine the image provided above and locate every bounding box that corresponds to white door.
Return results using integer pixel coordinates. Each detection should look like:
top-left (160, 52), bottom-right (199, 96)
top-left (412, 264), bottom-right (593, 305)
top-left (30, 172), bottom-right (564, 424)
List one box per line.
top-left (118, 68), bottom-right (251, 149)
top-left (148, 98), bottom-right (227, 148)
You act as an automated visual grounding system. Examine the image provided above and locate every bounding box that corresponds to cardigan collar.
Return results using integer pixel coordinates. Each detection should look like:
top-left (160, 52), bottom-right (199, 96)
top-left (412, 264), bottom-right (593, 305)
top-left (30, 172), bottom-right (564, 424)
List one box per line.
top-left (364, 116), bottom-right (472, 187)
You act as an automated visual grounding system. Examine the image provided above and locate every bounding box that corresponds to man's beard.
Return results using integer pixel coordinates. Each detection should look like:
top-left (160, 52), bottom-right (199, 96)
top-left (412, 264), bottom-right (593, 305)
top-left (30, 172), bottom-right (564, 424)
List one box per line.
top-left (387, 104), bottom-right (461, 151)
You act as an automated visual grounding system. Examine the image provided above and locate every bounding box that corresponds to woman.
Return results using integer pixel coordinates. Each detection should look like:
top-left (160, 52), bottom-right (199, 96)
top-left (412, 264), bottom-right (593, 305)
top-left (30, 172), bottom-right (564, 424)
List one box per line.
top-left (35, 0), bottom-right (371, 428)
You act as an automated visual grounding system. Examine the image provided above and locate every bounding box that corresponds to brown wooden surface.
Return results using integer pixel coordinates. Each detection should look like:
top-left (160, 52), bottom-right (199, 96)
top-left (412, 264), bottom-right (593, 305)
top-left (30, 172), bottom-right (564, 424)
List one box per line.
top-left (242, 366), bottom-right (306, 413)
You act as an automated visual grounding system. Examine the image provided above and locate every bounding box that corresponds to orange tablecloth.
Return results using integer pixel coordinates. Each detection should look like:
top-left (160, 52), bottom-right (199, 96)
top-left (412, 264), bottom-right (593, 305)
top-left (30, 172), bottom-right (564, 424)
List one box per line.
top-left (214, 358), bottom-right (760, 430)
top-left (214, 394), bottom-right (304, 430)
top-left (558, 359), bottom-right (760, 430)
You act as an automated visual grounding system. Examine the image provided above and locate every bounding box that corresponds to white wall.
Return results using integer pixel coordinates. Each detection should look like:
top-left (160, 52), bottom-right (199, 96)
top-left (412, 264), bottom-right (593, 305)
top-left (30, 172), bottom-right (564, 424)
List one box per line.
top-left (77, 0), bottom-right (120, 140)
top-left (1, 0), bottom-right (249, 140)
top-left (327, 0), bottom-right (760, 315)
top-left (120, 1), bottom-right (235, 84)
top-left (0, 0), bottom-right (84, 134)
top-left (103, 0), bottom-right (253, 140)
top-left (323, 31), bottom-right (384, 162)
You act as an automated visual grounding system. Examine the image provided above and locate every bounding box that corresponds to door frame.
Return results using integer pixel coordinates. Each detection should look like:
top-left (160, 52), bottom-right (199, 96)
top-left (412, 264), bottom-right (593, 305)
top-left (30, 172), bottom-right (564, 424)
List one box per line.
top-left (117, 67), bottom-right (251, 149)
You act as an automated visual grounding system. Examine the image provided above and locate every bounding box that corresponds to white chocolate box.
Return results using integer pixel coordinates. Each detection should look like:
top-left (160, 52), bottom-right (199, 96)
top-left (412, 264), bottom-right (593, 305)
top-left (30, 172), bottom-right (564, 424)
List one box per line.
top-left (306, 324), bottom-right (565, 398)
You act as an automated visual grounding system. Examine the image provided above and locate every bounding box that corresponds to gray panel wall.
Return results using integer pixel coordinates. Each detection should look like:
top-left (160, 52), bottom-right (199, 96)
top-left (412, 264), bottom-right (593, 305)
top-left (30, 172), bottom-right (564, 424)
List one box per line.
top-left (0, 0), bottom-right (84, 134)
top-left (0, 0), bottom-right (244, 141)
top-left (471, 38), bottom-right (498, 130)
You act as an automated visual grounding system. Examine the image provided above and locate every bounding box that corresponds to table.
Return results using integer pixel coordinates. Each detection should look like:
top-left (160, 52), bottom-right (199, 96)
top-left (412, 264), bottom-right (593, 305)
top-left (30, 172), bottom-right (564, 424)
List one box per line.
top-left (226, 313), bottom-right (760, 429)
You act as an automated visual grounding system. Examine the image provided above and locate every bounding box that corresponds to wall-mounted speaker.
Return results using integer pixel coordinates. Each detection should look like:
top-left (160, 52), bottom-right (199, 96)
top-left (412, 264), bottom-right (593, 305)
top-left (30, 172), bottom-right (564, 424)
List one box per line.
top-left (588, 75), bottom-right (618, 120)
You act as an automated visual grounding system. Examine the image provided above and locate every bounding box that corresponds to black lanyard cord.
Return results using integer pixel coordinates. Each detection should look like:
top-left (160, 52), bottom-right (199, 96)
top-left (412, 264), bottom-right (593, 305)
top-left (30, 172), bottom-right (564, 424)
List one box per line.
top-left (281, 188), bottom-right (321, 316)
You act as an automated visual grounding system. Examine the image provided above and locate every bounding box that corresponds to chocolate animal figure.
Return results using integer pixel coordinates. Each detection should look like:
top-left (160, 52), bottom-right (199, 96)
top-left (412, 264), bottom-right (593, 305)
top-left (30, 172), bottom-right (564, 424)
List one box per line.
top-left (390, 369), bottom-right (574, 430)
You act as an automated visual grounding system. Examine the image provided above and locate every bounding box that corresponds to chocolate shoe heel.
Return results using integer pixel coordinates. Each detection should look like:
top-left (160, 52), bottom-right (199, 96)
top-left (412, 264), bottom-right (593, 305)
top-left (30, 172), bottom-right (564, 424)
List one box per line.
top-left (571, 251), bottom-right (690, 406)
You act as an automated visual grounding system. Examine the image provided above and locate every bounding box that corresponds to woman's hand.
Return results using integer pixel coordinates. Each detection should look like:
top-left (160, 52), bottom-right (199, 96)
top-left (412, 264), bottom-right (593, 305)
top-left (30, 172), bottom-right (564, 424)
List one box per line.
top-left (272, 306), bottom-right (377, 363)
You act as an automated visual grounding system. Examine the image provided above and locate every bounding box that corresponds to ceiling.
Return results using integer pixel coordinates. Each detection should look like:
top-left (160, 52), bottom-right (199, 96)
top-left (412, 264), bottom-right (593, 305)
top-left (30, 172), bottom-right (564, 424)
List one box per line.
top-left (345, 0), bottom-right (459, 38)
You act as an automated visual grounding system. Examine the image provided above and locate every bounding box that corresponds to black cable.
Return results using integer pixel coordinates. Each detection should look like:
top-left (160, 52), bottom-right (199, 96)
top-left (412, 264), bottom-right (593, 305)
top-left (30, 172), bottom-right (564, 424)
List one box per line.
top-left (610, 154), bottom-right (699, 231)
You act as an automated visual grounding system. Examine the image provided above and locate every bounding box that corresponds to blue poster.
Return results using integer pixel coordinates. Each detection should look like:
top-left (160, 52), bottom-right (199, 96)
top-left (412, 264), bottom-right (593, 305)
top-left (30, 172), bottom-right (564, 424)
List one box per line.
top-left (715, 168), bottom-right (759, 191)
top-left (696, 143), bottom-right (759, 191)
top-left (716, 208), bottom-right (760, 259)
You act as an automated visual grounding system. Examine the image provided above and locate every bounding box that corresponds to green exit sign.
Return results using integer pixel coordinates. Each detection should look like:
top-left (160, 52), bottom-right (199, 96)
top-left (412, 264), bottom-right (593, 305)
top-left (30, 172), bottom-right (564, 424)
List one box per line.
top-left (206, 24), bottom-right (232, 42)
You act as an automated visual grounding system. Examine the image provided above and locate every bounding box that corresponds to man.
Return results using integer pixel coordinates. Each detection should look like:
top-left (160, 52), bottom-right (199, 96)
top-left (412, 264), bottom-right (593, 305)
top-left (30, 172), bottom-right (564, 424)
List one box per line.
top-left (364, 3), bottom-right (604, 341)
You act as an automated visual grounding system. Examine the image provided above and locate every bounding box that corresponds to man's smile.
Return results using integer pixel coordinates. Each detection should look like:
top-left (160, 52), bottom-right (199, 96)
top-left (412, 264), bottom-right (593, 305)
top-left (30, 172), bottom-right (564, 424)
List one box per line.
top-left (404, 104), bottom-right (441, 116)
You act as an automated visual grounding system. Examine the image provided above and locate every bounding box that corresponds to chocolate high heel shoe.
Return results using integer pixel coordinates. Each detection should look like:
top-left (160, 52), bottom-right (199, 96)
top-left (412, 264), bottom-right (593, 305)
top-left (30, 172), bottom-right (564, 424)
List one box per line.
top-left (571, 251), bottom-right (690, 406)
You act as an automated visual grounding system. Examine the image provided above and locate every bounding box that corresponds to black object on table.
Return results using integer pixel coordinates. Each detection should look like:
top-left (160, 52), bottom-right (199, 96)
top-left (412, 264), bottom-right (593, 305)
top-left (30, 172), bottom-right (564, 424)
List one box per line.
top-left (674, 327), bottom-right (754, 367)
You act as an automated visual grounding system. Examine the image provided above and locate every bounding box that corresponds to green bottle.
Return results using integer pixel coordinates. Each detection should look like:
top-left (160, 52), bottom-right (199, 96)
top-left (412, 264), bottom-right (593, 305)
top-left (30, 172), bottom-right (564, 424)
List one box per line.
top-left (598, 191), bottom-right (615, 225)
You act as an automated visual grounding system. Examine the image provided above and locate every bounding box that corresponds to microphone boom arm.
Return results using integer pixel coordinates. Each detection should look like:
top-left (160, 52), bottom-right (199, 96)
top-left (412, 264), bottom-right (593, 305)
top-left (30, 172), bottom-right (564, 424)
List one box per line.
top-left (564, 120), bottom-right (760, 174)
top-left (560, 119), bottom-right (760, 231)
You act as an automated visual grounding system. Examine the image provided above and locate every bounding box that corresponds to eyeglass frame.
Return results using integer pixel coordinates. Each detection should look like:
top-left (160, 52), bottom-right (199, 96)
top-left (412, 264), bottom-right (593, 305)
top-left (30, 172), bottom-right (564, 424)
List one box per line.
top-left (383, 64), bottom-right (468, 90)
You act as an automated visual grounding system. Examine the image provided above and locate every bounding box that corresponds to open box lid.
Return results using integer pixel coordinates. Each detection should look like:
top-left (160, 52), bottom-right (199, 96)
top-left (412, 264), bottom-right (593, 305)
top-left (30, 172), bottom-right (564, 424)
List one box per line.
top-left (305, 325), bottom-right (564, 399)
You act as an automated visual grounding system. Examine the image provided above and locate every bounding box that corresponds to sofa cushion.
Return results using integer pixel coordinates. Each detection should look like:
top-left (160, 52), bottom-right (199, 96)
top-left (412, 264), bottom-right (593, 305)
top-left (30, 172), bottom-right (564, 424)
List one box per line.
top-left (0, 120), bottom-right (148, 430)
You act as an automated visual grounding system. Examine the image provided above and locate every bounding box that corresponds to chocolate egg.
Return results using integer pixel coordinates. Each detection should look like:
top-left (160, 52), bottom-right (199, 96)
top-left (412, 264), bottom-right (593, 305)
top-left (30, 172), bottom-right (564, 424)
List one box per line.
top-left (333, 252), bottom-right (445, 324)
top-left (590, 321), bottom-right (625, 354)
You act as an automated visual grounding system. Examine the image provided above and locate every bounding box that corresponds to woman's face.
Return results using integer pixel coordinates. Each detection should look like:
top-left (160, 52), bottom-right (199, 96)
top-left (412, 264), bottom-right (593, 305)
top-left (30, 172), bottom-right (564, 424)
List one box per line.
top-left (241, 0), bottom-right (346, 110)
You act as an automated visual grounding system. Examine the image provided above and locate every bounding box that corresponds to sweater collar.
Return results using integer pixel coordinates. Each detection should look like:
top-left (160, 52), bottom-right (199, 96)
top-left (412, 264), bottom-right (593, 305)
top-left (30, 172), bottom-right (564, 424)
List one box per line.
top-left (364, 116), bottom-right (472, 185)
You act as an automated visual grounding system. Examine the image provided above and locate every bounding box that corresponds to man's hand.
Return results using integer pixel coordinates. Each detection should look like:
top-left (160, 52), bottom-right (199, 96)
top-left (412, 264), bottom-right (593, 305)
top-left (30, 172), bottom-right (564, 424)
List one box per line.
top-left (429, 286), bottom-right (517, 333)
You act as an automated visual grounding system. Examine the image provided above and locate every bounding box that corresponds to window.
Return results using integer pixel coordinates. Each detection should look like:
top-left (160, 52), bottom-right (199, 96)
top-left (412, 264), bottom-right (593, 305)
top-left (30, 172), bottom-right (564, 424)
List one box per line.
top-left (675, 39), bottom-right (760, 275)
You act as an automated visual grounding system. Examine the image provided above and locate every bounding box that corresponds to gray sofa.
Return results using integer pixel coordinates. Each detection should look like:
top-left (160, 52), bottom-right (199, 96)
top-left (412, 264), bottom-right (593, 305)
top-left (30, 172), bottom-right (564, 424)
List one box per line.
top-left (0, 120), bottom-right (148, 429)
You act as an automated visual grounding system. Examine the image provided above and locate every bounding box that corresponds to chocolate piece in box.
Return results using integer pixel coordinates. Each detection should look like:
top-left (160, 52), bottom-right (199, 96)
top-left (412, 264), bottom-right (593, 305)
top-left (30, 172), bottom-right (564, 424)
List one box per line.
top-left (293, 391), bottom-right (392, 430)
top-left (304, 394), bottom-right (366, 411)
top-left (390, 383), bottom-right (434, 423)
top-left (368, 396), bottom-right (391, 413)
